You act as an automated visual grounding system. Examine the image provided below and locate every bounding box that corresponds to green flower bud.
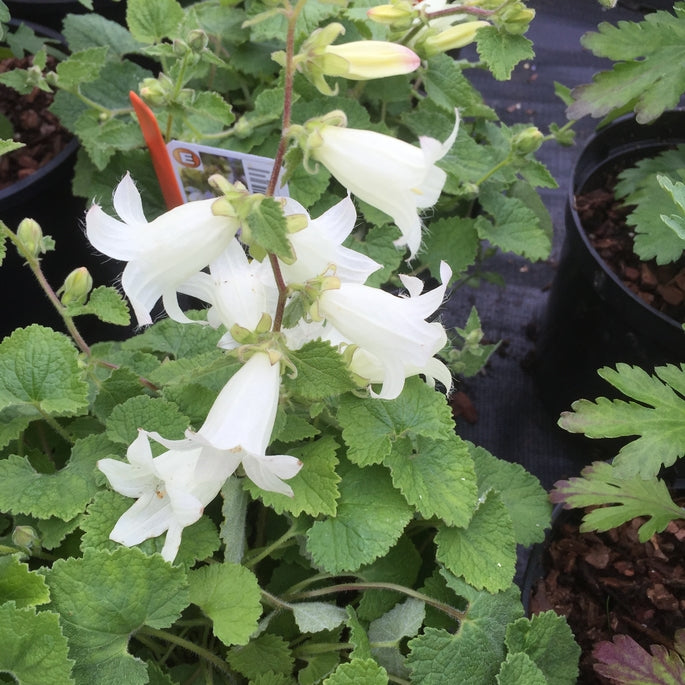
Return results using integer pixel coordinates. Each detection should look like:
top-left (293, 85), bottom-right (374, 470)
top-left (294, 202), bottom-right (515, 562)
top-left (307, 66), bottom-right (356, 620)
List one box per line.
top-left (187, 29), bottom-right (209, 53)
top-left (511, 126), bottom-right (544, 155)
top-left (13, 525), bottom-right (40, 551)
top-left (59, 267), bottom-right (93, 306)
top-left (173, 38), bottom-right (190, 58)
top-left (139, 76), bottom-right (168, 107)
top-left (17, 218), bottom-right (44, 257)
top-left (420, 21), bottom-right (489, 58)
top-left (498, 4), bottom-right (535, 35)
top-left (367, 2), bottom-right (416, 30)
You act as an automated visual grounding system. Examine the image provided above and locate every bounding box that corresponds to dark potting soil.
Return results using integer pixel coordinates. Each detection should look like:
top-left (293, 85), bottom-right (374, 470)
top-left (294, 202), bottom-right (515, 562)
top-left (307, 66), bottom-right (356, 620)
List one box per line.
top-left (0, 55), bottom-right (72, 189)
top-left (530, 509), bottom-right (685, 685)
top-left (575, 176), bottom-right (685, 324)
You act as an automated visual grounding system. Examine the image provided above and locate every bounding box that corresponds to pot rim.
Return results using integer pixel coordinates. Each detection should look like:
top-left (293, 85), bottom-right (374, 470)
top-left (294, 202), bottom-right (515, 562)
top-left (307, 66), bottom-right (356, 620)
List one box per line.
top-left (566, 108), bottom-right (685, 338)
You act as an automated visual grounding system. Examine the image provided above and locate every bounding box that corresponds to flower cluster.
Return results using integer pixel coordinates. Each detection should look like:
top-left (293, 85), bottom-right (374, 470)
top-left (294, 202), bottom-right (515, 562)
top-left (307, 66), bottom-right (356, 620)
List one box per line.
top-left (88, 35), bottom-right (456, 563)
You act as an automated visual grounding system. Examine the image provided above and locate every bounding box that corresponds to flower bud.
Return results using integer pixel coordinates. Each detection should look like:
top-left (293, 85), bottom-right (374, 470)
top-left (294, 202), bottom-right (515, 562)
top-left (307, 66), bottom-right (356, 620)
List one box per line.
top-left (173, 38), bottom-right (190, 58)
top-left (420, 21), bottom-right (489, 58)
top-left (367, 2), bottom-right (416, 30)
top-left (17, 218), bottom-right (44, 257)
top-left (498, 4), bottom-right (535, 35)
top-left (187, 29), bottom-right (209, 53)
top-left (139, 76), bottom-right (169, 107)
top-left (511, 126), bottom-right (544, 155)
top-left (59, 267), bottom-right (93, 306)
top-left (13, 525), bottom-right (40, 551)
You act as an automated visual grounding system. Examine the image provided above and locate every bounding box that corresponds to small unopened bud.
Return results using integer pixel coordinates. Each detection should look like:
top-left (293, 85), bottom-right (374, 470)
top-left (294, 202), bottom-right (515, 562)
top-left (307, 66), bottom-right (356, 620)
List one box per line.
top-left (17, 218), bottom-right (44, 257)
top-left (421, 21), bottom-right (489, 58)
top-left (139, 77), bottom-right (168, 107)
top-left (59, 267), bottom-right (93, 306)
top-left (499, 5), bottom-right (535, 35)
top-left (13, 525), bottom-right (40, 551)
top-left (187, 29), bottom-right (209, 53)
top-left (367, 3), bottom-right (416, 30)
top-left (173, 38), bottom-right (190, 58)
top-left (511, 126), bottom-right (544, 155)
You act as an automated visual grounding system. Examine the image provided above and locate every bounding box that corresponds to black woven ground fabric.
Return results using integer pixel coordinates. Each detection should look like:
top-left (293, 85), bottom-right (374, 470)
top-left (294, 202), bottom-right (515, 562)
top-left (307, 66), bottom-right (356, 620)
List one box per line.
top-left (441, 0), bottom-right (673, 488)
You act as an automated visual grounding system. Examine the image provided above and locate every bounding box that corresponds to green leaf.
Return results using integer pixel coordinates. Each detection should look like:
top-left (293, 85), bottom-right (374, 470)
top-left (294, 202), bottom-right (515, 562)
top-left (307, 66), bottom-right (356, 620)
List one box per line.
top-left (126, 0), bottom-right (185, 43)
top-left (66, 286), bottom-right (131, 326)
top-left (0, 604), bottom-right (74, 685)
top-left (419, 216), bottom-right (479, 281)
top-left (189, 563), bottom-right (262, 646)
top-left (306, 463), bottom-right (413, 573)
top-left (45, 547), bottom-right (189, 685)
top-left (550, 461), bottom-right (685, 542)
top-left (185, 91), bottom-right (235, 132)
top-left (243, 435), bottom-right (340, 517)
top-left (62, 13), bottom-right (143, 57)
top-left (105, 395), bottom-right (190, 445)
top-left (0, 555), bottom-right (50, 608)
top-left (322, 658), bottom-right (388, 685)
top-left (0, 434), bottom-right (116, 521)
top-left (567, 7), bottom-right (685, 123)
top-left (349, 224), bottom-right (402, 289)
top-left (246, 196), bottom-right (293, 261)
top-left (0, 325), bottom-right (89, 421)
top-left (476, 187), bottom-right (551, 261)
top-left (406, 582), bottom-right (523, 685)
top-left (469, 444), bottom-right (551, 546)
top-left (497, 653), bottom-right (547, 685)
top-left (475, 27), bottom-right (534, 81)
top-left (292, 602), bottom-right (348, 633)
top-left (75, 111), bottom-right (144, 171)
top-left (435, 490), bottom-right (516, 592)
top-left (283, 340), bottom-right (355, 400)
top-left (505, 611), bottom-right (580, 685)
top-left (123, 313), bottom-right (224, 358)
top-left (558, 363), bottom-right (685, 478)
top-left (0, 138), bottom-right (24, 155)
top-left (55, 47), bottom-right (108, 89)
top-left (368, 598), bottom-right (424, 677)
top-left (338, 378), bottom-right (456, 467)
top-left (422, 54), bottom-right (494, 118)
top-left (92, 367), bottom-right (145, 423)
top-left (227, 633), bottom-right (294, 681)
top-left (384, 435), bottom-right (478, 528)
top-left (347, 606), bottom-right (372, 659)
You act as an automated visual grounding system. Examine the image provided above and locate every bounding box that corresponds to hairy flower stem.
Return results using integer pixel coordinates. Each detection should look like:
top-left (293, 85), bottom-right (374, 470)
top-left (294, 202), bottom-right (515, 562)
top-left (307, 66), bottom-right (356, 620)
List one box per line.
top-left (289, 582), bottom-right (466, 622)
top-left (265, 0), bottom-right (308, 332)
top-left (1, 223), bottom-right (91, 356)
top-left (136, 626), bottom-right (233, 676)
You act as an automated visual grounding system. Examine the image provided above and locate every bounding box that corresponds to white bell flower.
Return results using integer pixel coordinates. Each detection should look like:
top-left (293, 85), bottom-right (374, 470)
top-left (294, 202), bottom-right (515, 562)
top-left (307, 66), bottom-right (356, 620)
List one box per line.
top-left (318, 261), bottom-right (452, 399)
top-left (308, 112), bottom-right (459, 258)
top-left (190, 352), bottom-right (302, 496)
top-left (279, 196), bottom-right (381, 285)
top-left (86, 172), bottom-right (239, 326)
top-left (98, 430), bottom-right (237, 563)
top-left (179, 238), bottom-right (279, 349)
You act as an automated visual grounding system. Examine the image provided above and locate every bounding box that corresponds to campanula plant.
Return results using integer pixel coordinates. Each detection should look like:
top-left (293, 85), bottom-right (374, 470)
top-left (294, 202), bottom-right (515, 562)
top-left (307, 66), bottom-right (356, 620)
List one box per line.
top-left (0, 1), bottom-right (580, 683)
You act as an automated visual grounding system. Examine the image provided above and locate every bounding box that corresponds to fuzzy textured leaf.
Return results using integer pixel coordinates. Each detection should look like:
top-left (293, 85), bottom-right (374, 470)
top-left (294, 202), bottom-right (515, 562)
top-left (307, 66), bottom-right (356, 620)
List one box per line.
top-left (384, 435), bottom-right (477, 528)
top-left (283, 340), bottom-right (355, 400)
top-left (292, 602), bottom-right (348, 634)
top-left (306, 463), bottom-right (412, 573)
top-left (338, 378), bottom-right (456, 467)
top-left (435, 490), bottom-right (516, 592)
top-left (45, 547), bottom-right (188, 685)
top-left (0, 555), bottom-right (50, 608)
top-left (475, 27), bottom-right (534, 81)
top-left (558, 363), bottom-right (685, 478)
top-left (189, 563), bottom-right (262, 646)
top-left (323, 658), bottom-right (388, 685)
top-left (126, 0), bottom-right (184, 42)
top-left (0, 604), bottom-right (74, 685)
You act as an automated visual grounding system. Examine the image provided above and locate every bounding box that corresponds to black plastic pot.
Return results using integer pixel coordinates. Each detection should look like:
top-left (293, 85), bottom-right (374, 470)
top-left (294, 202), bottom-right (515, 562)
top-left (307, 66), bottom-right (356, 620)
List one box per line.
top-left (531, 110), bottom-right (685, 418)
top-left (0, 22), bottom-right (127, 342)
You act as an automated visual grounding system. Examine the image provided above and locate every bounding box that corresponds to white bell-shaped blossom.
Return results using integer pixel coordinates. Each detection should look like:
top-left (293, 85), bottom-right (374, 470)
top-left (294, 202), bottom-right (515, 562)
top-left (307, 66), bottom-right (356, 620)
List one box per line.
top-left (190, 351), bottom-right (302, 496)
top-left (98, 430), bottom-right (237, 562)
top-left (86, 173), bottom-right (238, 326)
top-left (318, 261), bottom-right (452, 399)
top-left (310, 113), bottom-right (459, 258)
top-left (279, 196), bottom-right (381, 285)
top-left (179, 238), bottom-right (279, 349)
